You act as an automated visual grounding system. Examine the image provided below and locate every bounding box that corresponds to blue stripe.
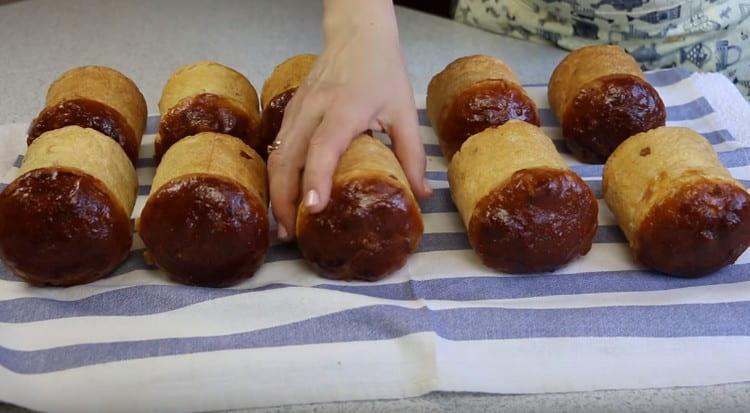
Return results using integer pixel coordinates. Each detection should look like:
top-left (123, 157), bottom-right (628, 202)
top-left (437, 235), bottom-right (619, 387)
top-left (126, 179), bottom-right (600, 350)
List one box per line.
top-left (703, 129), bottom-right (735, 144)
top-left (645, 68), bottom-right (692, 87)
top-left (5, 255), bottom-right (748, 323)
top-left (136, 158), bottom-right (157, 168)
top-left (666, 97), bottom-right (713, 121)
top-left (2, 300), bottom-right (749, 374)
top-left (417, 109), bottom-right (431, 127)
top-left (145, 115), bottom-right (160, 135)
top-left (539, 108), bottom-right (560, 127)
top-left (418, 188), bottom-right (456, 213)
top-left (424, 144), bottom-right (443, 157)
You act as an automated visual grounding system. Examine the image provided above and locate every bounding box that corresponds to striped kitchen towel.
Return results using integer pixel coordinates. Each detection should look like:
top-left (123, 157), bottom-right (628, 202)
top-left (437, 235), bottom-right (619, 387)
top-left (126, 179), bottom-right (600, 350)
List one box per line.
top-left (1, 68), bottom-right (749, 413)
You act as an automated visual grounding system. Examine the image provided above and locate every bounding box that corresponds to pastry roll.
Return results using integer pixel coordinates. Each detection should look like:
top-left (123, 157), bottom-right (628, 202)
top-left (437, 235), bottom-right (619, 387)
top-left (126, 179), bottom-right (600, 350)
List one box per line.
top-left (138, 132), bottom-right (269, 287)
top-left (296, 135), bottom-right (423, 281)
top-left (427, 55), bottom-right (540, 160)
top-left (549, 45), bottom-right (666, 163)
top-left (259, 54), bottom-right (316, 158)
top-left (27, 66), bottom-right (147, 164)
top-left (603, 127), bottom-right (750, 277)
top-left (449, 120), bottom-right (598, 273)
top-left (156, 61), bottom-right (261, 161)
top-left (0, 126), bottom-right (137, 286)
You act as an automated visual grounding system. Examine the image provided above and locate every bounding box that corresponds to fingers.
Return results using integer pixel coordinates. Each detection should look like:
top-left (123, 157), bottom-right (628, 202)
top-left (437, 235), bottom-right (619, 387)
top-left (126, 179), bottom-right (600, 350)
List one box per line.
top-left (268, 153), bottom-right (301, 241)
top-left (267, 90), bottom-right (323, 241)
top-left (388, 103), bottom-right (432, 198)
top-left (302, 106), bottom-right (365, 214)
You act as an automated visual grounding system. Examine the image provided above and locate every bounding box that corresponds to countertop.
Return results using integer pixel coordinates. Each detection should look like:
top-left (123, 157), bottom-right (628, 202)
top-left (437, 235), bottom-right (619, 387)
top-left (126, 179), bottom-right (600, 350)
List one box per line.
top-left (0, 1), bottom-right (748, 412)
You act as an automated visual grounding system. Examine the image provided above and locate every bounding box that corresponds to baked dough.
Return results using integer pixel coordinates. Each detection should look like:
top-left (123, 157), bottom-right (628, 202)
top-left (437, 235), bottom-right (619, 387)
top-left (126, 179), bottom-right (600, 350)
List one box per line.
top-left (27, 66), bottom-right (147, 164)
top-left (296, 135), bottom-right (423, 281)
top-left (427, 55), bottom-right (540, 160)
top-left (156, 61), bottom-right (261, 160)
top-left (0, 126), bottom-right (137, 286)
top-left (258, 54), bottom-right (316, 159)
top-left (449, 120), bottom-right (598, 272)
top-left (603, 126), bottom-right (750, 276)
top-left (548, 45), bottom-right (666, 163)
top-left (138, 132), bottom-right (269, 287)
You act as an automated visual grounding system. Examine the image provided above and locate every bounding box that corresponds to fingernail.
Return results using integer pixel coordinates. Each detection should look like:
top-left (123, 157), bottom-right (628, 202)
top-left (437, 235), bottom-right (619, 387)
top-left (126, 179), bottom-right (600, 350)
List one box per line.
top-left (304, 190), bottom-right (319, 208)
top-left (423, 178), bottom-right (433, 194)
top-left (277, 224), bottom-right (289, 241)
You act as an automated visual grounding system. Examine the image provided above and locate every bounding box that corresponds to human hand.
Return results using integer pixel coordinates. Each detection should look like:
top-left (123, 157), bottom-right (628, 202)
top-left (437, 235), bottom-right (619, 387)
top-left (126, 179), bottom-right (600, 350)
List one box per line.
top-left (267, 0), bottom-right (432, 241)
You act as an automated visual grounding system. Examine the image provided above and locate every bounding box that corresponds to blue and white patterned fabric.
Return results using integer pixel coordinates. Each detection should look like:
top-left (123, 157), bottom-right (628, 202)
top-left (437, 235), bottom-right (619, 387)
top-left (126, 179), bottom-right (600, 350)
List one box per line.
top-left (455, 0), bottom-right (750, 97)
top-left (1, 69), bottom-right (749, 412)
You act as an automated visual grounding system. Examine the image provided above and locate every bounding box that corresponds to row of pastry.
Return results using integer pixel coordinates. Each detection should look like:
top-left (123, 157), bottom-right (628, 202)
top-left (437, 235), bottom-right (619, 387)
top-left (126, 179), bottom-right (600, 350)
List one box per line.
top-left (0, 45), bottom-right (747, 289)
top-left (429, 46), bottom-right (749, 278)
top-left (0, 56), bottom-right (421, 287)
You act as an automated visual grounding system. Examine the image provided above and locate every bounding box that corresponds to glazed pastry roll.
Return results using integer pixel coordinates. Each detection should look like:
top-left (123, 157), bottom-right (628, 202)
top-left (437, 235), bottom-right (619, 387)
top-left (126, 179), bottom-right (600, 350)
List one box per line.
top-left (427, 55), bottom-right (540, 160)
top-left (296, 135), bottom-right (423, 281)
top-left (156, 61), bottom-right (261, 160)
top-left (138, 132), bottom-right (269, 287)
top-left (259, 54), bottom-right (316, 158)
top-left (28, 66), bottom-right (147, 164)
top-left (603, 127), bottom-right (750, 277)
top-left (549, 45), bottom-right (666, 163)
top-left (0, 126), bottom-right (137, 286)
top-left (449, 120), bottom-right (598, 273)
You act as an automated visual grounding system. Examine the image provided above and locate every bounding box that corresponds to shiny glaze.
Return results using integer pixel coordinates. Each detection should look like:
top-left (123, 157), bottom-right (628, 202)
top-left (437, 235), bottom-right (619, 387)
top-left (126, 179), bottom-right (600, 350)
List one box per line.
top-left (0, 168), bottom-right (132, 286)
top-left (469, 168), bottom-right (598, 273)
top-left (138, 175), bottom-right (269, 287)
top-left (440, 80), bottom-right (540, 160)
top-left (637, 179), bottom-right (750, 277)
top-left (157, 93), bottom-right (256, 161)
top-left (28, 99), bottom-right (139, 164)
top-left (563, 74), bottom-right (666, 164)
top-left (297, 177), bottom-right (423, 281)
top-left (258, 88), bottom-right (297, 159)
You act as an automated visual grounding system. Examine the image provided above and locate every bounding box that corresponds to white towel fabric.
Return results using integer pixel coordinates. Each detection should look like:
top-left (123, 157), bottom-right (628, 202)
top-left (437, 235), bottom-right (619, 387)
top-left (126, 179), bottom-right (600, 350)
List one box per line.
top-left (691, 72), bottom-right (750, 145)
top-left (0, 69), bottom-right (749, 413)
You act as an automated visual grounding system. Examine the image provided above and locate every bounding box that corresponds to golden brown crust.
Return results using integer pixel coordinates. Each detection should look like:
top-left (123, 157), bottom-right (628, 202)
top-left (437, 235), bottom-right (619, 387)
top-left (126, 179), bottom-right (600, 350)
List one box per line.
top-left (258, 88), bottom-right (297, 159)
top-left (448, 120), bottom-right (568, 227)
top-left (635, 179), bottom-right (750, 277)
top-left (296, 176), bottom-right (423, 281)
top-left (155, 93), bottom-right (257, 160)
top-left (260, 54), bottom-right (316, 109)
top-left (138, 174), bottom-right (269, 287)
top-left (449, 121), bottom-right (597, 272)
top-left (149, 132), bottom-right (267, 205)
top-left (158, 61), bottom-right (260, 151)
top-left (139, 133), bottom-right (269, 285)
top-left (548, 46), bottom-right (665, 162)
top-left (561, 74), bottom-right (666, 163)
top-left (548, 45), bottom-right (645, 119)
top-left (296, 135), bottom-right (423, 281)
top-left (28, 98), bottom-right (140, 164)
top-left (427, 56), bottom-right (533, 160)
top-left (30, 66), bottom-right (147, 160)
top-left (0, 167), bottom-right (132, 286)
top-left (468, 168), bottom-right (598, 273)
top-left (19, 126), bottom-right (137, 217)
top-left (603, 126), bottom-right (750, 276)
top-left (437, 79), bottom-right (540, 160)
